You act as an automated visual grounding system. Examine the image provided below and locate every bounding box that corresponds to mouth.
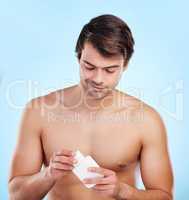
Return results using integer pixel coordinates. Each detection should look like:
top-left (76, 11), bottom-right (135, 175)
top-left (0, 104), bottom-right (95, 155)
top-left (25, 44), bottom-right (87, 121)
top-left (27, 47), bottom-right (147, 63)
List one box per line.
top-left (91, 86), bottom-right (105, 92)
top-left (93, 86), bottom-right (104, 90)
top-left (90, 83), bottom-right (105, 90)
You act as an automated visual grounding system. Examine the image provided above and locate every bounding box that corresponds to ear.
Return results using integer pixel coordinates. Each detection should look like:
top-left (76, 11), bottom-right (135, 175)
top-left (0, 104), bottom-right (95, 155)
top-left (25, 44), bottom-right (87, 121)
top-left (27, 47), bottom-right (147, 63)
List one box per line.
top-left (123, 64), bottom-right (128, 72)
top-left (77, 57), bottom-right (81, 65)
top-left (75, 52), bottom-right (81, 63)
top-left (122, 60), bottom-right (129, 72)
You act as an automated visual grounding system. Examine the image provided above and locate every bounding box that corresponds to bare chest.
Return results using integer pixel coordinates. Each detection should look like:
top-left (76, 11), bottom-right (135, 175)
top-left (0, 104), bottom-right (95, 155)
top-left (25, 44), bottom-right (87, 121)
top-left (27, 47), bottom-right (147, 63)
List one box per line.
top-left (41, 111), bottom-right (141, 171)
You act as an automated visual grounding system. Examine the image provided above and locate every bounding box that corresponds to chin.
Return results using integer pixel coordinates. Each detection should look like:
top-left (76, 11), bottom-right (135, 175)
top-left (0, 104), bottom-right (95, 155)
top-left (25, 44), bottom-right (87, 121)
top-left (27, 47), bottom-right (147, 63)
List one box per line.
top-left (89, 91), bottom-right (108, 100)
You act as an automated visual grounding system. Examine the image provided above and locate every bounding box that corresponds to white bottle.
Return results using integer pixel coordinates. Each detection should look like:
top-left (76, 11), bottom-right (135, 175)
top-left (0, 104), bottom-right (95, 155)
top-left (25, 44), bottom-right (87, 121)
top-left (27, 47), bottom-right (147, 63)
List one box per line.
top-left (72, 150), bottom-right (104, 188)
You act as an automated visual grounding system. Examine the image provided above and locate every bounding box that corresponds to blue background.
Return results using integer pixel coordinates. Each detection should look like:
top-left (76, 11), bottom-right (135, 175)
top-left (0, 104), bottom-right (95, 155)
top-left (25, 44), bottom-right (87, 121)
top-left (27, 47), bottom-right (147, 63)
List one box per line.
top-left (0, 0), bottom-right (188, 199)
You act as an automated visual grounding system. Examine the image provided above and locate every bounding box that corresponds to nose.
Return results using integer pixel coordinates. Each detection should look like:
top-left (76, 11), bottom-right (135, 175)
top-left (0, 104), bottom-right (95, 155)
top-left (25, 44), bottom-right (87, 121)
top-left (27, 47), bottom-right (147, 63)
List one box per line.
top-left (92, 69), bottom-right (104, 85)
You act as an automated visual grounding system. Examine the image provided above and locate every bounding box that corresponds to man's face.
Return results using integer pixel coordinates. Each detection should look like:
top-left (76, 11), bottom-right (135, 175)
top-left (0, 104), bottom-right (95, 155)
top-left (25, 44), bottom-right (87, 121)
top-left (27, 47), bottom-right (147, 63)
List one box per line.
top-left (79, 42), bottom-right (125, 99)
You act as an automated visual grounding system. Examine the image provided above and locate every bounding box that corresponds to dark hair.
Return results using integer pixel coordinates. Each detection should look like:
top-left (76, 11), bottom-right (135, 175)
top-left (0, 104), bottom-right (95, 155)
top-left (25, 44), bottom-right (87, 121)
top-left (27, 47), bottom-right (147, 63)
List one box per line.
top-left (75, 14), bottom-right (135, 66)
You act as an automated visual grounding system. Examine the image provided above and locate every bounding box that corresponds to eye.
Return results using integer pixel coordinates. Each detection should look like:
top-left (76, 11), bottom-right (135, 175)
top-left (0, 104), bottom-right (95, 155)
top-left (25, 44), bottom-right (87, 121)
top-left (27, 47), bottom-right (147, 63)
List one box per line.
top-left (85, 67), bottom-right (95, 71)
top-left (105, 69), bottom-right (116, 73)
top-left (84, 63), bottom-right (95, 71)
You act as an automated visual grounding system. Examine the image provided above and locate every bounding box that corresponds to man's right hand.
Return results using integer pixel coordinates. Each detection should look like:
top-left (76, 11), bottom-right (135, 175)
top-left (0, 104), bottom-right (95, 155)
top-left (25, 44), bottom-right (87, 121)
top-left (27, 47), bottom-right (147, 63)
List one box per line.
top-left (46, 149), bottom-right (77, 181)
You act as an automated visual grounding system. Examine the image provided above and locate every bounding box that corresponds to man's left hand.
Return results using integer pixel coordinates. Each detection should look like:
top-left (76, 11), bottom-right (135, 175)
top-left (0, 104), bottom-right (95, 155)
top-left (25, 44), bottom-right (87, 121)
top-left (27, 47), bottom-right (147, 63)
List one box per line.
top-left (83, 167), bottom-right (121, 198)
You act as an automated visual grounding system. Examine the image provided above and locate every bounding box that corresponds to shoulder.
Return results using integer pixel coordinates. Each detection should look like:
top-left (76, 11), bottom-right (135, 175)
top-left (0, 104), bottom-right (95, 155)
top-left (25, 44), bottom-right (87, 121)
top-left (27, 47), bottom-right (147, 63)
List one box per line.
top-left (39, 84), bottom-right (78, 107)
top-left (116, 91), bottom-right (145, 121)
top-left (118, 91), bottom-right (164, 128)
top-left (21, 90), bottom-right (61, 121)
top-left (142, 104), bottom-right (166, 133)
top-left (24, 85), bottom-right (78, 119)
top-left (139, 103), bottom-right (167, 146)
top-left (118, 91), bottom-right (167, 143)
top-left (28, 85), bottom-right (75, 110)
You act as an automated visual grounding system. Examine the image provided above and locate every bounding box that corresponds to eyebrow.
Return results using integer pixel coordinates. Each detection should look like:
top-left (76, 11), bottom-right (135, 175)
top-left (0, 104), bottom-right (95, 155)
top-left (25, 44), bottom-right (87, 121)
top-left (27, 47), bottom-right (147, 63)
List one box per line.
top-left (83, 60), bottom-right (120, 69)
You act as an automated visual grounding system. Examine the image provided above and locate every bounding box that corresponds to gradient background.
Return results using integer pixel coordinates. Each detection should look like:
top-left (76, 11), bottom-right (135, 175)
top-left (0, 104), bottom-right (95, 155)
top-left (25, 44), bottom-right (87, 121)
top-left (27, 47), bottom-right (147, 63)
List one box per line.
top-left (0, 0), bottom-right (188, 199)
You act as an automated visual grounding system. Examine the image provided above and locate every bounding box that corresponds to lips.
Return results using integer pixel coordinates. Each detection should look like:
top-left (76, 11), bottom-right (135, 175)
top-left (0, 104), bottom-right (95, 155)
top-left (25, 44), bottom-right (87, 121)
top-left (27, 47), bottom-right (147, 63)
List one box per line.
top-left (91, 84), bottom-right (104, 90)
top-left (89, 82), bottom-right (103, 89)
top-left (93, 86), bottom-right (104, 89)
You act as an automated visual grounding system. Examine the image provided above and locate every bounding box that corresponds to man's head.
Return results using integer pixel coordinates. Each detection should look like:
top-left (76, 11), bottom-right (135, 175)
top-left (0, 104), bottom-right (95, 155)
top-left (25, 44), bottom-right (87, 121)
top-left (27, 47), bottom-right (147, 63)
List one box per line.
top-left (75, 14), bottom-right (135, 99)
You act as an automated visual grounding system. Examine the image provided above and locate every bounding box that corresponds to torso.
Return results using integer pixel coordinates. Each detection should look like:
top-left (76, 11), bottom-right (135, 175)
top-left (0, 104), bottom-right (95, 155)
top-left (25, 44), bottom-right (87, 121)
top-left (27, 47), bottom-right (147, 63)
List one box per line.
top-left (39, 85), bottom-right (143, 200)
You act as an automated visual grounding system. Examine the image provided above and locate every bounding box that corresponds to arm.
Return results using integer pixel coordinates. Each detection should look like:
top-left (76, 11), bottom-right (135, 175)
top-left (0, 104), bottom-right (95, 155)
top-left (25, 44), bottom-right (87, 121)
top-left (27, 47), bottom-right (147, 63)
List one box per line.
top-left (8, 99), bottom-right (56, 200)
top-left (116, 107), bottom-right (174, 200)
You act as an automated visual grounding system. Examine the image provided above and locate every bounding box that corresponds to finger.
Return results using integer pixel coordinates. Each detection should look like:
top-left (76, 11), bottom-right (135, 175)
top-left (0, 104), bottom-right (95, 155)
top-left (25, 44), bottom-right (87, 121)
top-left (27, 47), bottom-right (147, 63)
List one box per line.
top-left (93, 184), bottom-right (114, 191)
top-left (52, 162), bottom-right (74, 170)
top-left (53, 155), bottom-right (77, 166)
top-left (88, 167), bottom-right (115, 177)
top-left (83, 176), bottom-right (114, 185)
top-left (56, 149), bottom-right (75, 156)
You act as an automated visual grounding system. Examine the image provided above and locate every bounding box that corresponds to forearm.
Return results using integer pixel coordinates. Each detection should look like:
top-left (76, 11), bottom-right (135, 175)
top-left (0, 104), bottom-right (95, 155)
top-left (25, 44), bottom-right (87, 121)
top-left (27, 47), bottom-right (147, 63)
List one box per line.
top-left (116, 182), bottom-right (172, 200)
top-left (9, 168), bottom-right (55, 200)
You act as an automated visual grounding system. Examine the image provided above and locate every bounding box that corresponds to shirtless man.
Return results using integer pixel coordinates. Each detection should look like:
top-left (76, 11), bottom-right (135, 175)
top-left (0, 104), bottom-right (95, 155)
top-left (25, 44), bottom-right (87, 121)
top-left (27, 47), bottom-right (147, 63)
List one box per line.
top-left (8, 14), bottom-right (173, 200)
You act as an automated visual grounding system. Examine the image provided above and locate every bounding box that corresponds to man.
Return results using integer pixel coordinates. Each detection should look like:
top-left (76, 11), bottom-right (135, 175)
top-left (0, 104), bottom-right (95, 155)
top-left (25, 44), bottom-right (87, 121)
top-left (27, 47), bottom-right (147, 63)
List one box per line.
top-left (8, 14), bottom-right (173, 200)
